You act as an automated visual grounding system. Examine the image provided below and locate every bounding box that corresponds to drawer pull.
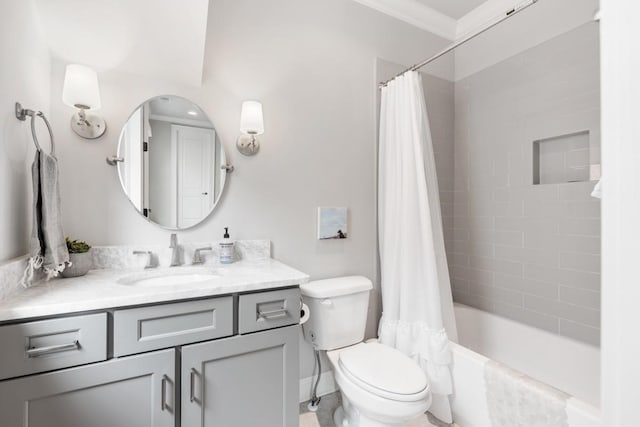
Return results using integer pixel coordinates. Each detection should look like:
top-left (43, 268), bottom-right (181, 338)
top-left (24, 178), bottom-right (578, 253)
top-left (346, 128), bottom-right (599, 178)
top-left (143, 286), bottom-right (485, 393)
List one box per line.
top-left (26, 340), bottom-right (80, 358)
top-left (258, 308), bottom-right (288, 320)
top-left (161, 375), bottom-right (170, 412)
top-left (190, 368), bottom-right (197, 403)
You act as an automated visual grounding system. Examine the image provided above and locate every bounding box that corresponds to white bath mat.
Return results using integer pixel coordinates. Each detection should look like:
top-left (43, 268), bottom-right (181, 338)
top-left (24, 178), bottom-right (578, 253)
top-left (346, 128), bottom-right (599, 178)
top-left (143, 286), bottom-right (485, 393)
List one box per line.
top-left (484, 360), bottom-right (569, 427)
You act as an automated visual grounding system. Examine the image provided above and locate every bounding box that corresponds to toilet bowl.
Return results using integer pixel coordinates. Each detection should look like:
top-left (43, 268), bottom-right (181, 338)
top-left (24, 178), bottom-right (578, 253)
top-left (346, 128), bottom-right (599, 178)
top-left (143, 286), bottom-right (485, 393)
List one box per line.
top-left (327, 342), bottom-right (431, 427)
top-left (300, 276), bottom-right (432, 427)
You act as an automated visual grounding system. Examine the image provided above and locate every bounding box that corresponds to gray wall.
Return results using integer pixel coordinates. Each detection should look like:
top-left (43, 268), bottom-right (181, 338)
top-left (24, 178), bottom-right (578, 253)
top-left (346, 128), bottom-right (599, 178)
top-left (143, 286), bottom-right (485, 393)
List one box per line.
top-left (44, 0), bottom-right (452, 379)
top-left (451, 23), bottom-right (601, 346)
top-left (0, 1), bottom-right (51, 261)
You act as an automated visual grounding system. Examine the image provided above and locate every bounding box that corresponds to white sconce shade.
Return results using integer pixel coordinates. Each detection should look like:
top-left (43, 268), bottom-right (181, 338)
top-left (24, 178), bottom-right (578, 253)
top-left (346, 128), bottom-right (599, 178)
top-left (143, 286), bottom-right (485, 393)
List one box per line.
top-left (62, 64), bottom-right (106, 139)
top-left (239, 101), bottom-right (264, 135)
top-left (62, 64), bottom-right (102, 110)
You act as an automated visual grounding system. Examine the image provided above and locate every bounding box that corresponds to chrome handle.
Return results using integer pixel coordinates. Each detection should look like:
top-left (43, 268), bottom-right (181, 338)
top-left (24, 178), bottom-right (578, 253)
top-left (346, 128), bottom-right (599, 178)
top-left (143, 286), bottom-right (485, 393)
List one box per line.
top-left (161, 375), bottom-right (168, 411)
top-left (26, 340), bottom-right (80, 358)
top-left (192, 246), bottom-right (213, 264)
top-left (106, 156), bottom-right (125, 166)
top-left (190, 368), bottom-right (196, 403)
top-left (258, 307), bottom-right (288, 320)
top-left (133, 250), bottom-right (155, 269)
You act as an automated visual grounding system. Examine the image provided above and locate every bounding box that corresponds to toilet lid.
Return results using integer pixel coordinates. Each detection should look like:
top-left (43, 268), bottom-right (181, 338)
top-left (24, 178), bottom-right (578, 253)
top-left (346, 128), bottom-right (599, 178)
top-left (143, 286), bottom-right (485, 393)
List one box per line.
top-left (338, 342), bottom-right (429, 401)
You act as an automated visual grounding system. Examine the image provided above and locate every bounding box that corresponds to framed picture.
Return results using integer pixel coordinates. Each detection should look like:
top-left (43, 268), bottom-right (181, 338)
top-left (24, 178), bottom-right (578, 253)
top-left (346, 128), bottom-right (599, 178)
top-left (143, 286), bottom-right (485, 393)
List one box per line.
top-left (317, 207), bottom-right (348, 240)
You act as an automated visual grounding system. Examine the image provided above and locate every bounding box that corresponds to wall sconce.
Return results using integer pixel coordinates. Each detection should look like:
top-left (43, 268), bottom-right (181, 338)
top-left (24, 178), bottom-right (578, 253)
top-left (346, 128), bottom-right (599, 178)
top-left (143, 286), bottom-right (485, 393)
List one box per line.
top-left (236, 100), bottom-right (263, 156)
top-left (62, 64), bottom-right (106, 139)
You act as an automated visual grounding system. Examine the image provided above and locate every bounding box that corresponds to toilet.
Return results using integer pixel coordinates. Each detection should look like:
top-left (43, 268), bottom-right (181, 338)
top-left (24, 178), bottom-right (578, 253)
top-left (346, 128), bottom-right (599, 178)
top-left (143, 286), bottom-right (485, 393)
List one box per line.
top-left (301, 276), bottom-right (431, 427)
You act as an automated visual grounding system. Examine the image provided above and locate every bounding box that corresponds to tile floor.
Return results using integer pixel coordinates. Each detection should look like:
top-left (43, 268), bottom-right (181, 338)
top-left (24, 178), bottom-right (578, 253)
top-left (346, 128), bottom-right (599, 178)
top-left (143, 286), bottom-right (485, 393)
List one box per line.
top-left (298, 392), bottom-right (445, 427)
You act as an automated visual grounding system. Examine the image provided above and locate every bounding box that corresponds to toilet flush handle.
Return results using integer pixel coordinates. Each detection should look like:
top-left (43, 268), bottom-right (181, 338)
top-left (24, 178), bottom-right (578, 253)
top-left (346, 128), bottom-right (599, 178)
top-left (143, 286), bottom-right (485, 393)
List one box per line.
top-left (320, 299), bottom-right (333, 307)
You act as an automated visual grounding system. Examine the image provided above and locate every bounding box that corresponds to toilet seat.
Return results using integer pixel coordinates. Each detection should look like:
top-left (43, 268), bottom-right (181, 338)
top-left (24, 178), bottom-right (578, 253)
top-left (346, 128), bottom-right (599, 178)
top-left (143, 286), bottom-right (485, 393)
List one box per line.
top-left (338, 342), bottom-right (429, 402)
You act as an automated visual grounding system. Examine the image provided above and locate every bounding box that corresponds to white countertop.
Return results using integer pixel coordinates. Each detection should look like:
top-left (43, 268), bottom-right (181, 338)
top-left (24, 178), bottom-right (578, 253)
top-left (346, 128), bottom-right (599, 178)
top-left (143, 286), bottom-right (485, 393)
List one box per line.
top-left (0, 259), bottom-right (309, 323)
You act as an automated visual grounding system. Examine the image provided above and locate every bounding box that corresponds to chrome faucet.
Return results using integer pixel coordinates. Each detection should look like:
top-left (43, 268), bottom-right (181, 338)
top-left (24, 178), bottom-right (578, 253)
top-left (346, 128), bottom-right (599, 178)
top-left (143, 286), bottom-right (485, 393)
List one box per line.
top-left (169, 233), bottom-right (181, 267)
top-left (192, 246), bottom-right (213, 265)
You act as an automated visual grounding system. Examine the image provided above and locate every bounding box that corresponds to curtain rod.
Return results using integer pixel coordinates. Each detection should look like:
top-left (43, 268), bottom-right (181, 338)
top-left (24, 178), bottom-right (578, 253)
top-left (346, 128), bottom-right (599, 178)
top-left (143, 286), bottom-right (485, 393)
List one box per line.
top-left (379, 0), bottom-right (539, 88)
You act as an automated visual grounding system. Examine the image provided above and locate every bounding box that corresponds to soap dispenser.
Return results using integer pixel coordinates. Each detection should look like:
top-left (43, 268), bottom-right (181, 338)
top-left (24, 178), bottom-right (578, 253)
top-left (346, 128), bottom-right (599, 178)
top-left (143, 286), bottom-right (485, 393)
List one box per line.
top-left (219, 227), bottom-right (234, 264)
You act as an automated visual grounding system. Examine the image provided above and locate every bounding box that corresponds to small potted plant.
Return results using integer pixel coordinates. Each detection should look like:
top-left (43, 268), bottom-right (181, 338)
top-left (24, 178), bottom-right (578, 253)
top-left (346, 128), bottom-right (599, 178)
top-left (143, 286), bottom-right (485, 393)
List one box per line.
top-left (61, 238), bottom-right (93, 278)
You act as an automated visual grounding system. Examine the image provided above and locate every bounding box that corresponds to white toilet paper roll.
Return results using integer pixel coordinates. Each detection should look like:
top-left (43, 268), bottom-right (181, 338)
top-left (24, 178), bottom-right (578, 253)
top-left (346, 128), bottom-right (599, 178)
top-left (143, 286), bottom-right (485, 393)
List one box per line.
top-left (300, 303), bottom-right (310, 324)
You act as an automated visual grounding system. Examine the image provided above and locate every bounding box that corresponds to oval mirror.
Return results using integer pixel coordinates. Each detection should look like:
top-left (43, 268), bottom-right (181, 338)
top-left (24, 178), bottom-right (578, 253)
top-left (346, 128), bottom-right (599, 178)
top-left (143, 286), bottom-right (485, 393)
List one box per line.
top-left (117, 95), bottom-right (226, 229)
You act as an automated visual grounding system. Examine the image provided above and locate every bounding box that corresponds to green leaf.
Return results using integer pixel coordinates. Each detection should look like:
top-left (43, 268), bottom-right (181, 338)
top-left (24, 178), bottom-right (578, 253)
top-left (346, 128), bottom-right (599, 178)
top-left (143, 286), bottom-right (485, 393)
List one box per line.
top-left (65, 237), bottom-right (91, 254)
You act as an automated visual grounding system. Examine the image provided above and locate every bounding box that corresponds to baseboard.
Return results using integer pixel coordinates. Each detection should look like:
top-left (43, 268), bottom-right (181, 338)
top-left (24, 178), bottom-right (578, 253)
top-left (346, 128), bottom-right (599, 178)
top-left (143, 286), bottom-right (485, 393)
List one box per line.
top-left (299, 370), bottom-right (337, 403)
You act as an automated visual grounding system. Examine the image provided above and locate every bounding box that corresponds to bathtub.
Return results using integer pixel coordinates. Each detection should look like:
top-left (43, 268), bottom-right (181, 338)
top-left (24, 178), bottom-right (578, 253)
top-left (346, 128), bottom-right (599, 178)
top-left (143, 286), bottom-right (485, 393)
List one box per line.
top-left (450, 303), bottom-right (601, 427)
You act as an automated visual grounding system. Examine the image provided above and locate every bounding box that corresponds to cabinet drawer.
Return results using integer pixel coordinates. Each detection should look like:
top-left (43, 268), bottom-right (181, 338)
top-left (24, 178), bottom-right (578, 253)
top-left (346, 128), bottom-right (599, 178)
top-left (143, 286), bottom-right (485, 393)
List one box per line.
top-left (0, 349), bottom-right (175, 427)
top-left (239, 288), bottom-right (300, 334)
top-left (113, 297), bottom-right (233, 357)
top-left (0, 313), bottom-right (107, 381)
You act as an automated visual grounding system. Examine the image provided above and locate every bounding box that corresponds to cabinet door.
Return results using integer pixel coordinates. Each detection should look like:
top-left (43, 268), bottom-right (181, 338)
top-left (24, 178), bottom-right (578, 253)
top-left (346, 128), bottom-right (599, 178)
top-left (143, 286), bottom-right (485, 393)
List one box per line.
top-left (182, 325), bottom-right (299, 427)
top-left (0, 349), bottom-right (175, 427)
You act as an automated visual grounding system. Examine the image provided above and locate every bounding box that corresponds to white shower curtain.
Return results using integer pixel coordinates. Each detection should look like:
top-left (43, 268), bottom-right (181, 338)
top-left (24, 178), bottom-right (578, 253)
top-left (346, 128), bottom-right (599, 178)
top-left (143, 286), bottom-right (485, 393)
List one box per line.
top-left (378, 71), bottom-right (456, 422)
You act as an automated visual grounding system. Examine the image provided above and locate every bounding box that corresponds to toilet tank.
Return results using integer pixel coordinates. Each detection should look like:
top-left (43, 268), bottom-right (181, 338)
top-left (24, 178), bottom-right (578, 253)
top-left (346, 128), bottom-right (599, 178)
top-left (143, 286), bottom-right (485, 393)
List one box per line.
top-left (300, 276), bottom-right (373, 351)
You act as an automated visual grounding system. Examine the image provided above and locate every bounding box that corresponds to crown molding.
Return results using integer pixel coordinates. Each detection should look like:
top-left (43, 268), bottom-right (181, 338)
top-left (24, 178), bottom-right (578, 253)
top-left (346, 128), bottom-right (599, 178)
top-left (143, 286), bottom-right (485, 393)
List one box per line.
top-left (351, 0), bottom-right (457, 40)
top-left (456, 0), bottom-right (521, 38)
top-left (351, 0), bottom-right (535, 44)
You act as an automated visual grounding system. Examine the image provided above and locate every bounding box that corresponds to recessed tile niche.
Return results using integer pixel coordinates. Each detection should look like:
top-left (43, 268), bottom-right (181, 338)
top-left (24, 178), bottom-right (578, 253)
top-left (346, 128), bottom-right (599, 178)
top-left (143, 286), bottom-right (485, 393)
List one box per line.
top-left (532, 131), bottom-right (598, 185)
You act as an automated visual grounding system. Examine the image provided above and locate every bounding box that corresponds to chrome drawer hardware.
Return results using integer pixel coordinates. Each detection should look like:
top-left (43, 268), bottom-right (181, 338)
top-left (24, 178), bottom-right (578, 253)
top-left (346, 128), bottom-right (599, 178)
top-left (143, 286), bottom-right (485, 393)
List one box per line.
top-left (189, 368), bottom-right (204, 404)
top-left (258, 307), bottom-right (288, 320)
top-left (161, 375), bottom-right (171, 412)
top-left (26, 340), bottom-right (80, 358)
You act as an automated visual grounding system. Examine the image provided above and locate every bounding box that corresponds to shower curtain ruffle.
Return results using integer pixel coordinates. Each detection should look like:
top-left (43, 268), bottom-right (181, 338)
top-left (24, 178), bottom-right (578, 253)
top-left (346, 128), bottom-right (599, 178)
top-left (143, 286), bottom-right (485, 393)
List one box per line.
top-left (378, 317), bottom-right (452, 395)
top-left (378, 70), bottom-right (456, 422)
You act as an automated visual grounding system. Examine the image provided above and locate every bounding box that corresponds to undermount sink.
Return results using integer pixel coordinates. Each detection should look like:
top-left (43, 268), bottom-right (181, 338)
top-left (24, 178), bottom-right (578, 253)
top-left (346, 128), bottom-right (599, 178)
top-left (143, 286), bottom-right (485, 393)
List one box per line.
top-left (117, 268), bottom-right (221, 287)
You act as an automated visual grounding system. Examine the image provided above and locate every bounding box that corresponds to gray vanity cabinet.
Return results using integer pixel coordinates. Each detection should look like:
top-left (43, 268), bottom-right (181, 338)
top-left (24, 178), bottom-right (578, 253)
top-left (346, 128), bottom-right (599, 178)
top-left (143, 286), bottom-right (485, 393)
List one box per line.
top-left (0, 348), bottom-right (176, 427)
top-left (181, 324), bottom-right (299, 427)
top-left (0, 287), bottom-right (301, 427)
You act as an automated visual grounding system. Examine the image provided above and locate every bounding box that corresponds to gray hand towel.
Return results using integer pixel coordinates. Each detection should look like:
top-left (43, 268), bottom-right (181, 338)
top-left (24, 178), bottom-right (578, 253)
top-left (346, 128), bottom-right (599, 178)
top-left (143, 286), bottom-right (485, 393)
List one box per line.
top-left (21, 150), bottom-right (69, 286)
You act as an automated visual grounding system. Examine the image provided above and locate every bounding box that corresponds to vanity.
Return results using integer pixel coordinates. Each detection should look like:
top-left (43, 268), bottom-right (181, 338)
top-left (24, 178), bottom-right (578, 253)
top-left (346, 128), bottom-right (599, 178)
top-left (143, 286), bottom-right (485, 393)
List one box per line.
top-left (0, 256), bottom-right (308, 427)
top-left (0, 93), bottom-right (311, 426)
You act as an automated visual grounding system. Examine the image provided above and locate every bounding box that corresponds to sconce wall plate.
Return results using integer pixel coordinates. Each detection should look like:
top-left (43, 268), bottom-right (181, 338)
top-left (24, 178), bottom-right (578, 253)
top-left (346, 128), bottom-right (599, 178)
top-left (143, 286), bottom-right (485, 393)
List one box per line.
top-left (236, 133), bottom-right (260, 156)
top-left (71, 110), bottom-right (106, 139)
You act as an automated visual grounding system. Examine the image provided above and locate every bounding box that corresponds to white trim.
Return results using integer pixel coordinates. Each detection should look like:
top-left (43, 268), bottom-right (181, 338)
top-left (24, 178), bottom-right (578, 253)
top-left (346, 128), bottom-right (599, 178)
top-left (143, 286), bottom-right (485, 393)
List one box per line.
top-left (150, 114), bottom-right (213, 128)
top-left (600, 0), bottom-right (640, 424)
top-left (349, 0), bottom-right (533, 42)
top-left (299, 370), bottom-right (338, 403)
top-left (351, 0), bottom-right (457, 40)
top-left (455, 0), bottom-right (520, 39)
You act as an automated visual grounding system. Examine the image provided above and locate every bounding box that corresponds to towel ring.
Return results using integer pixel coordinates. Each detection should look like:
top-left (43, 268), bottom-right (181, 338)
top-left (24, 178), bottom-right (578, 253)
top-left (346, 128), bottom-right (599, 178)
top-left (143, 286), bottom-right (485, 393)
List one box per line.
top-left (30, 112), bottom-right (55, 155)
top-left (15, 102), bottom-right (55, 155)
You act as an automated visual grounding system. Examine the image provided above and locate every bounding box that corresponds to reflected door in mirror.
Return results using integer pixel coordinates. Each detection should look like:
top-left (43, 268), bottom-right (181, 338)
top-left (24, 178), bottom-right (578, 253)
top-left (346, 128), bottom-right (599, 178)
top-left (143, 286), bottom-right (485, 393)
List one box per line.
top-left (174, 126), bottom-right (215, 228)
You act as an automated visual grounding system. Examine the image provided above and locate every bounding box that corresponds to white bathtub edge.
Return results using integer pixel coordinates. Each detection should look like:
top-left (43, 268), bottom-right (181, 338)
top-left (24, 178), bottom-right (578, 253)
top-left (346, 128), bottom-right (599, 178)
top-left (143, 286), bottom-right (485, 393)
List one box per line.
top-left (449, 340), bottom-right (602, 427)
top-left (567, 397), bottom-right (603, 427)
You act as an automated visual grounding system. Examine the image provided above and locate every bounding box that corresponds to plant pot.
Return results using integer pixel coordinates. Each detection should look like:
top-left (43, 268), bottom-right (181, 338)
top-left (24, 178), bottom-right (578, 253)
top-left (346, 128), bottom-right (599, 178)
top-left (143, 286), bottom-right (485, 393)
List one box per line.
top-left (61, 250), bottom-right (93, 278)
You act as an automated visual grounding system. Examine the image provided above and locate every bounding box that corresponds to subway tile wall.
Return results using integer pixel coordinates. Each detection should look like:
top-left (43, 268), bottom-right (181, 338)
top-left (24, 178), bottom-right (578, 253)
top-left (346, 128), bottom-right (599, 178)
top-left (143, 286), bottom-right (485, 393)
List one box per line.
top-left (448, 23), bottom-right (601, 346)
